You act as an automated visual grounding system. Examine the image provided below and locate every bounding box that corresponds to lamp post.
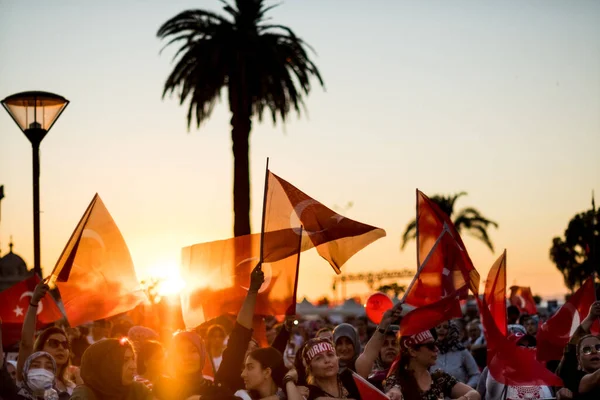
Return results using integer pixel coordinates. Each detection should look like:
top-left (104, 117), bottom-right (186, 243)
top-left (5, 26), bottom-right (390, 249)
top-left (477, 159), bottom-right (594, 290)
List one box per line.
top-left (1, 91), bottom-right (69, 277)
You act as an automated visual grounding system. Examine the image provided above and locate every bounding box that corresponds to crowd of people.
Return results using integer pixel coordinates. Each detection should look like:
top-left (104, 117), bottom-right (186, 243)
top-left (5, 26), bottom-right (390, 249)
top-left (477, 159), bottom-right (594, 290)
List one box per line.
top-left (2, 266), bottom-right (600, 400)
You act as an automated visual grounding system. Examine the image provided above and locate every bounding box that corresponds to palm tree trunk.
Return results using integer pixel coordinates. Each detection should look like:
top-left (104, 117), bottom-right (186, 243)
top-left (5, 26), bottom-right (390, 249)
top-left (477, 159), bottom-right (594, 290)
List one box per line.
top-left (229, 77), bottom-right (252, 237)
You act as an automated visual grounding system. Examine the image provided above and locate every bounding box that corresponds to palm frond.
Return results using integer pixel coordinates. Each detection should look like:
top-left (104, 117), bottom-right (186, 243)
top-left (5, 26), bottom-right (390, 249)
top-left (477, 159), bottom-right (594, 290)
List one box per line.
top-left (463, 224), bottom-right (495, 252)
top-left (400, 220), bottom-right (417, 250)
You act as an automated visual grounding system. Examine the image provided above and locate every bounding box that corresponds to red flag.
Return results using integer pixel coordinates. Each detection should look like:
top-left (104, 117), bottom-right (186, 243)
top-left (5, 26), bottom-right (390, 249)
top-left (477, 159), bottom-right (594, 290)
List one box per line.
top-left (399, 291), bottom-right (463, 336)
top-left (509, 286), bottom-right (537, 315)
top-left (484, 251), bottom-right (507, 336)
top-left (416, 190), bottom-right (479, 294)
top-left (536, 277), bottom-right (599, 362)
top-left (0, 275), bottom-right (62, 324)
top-left (49, 194), bottom-right (146, 327)
top-left (0, 275), bottom-right (63, 346)
top-left (180, 233), bottom-right (301, 329)
top-left (264, 171), bottom-right (386, 273)
top-left (478, 296), bottom-right (562, 386)
top-left (352, 372), bottom-right (388, 400)
top-left (404, 225), bottom-right (471, 307)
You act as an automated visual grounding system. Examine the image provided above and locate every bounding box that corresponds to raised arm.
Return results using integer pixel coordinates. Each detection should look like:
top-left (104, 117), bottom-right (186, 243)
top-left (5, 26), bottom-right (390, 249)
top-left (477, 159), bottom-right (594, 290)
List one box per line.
top-left (16, 282), bottom-right (48, 381)
top-left (579, 368), bottom-right (600, 394)
top-left (557, 301), bottom-right (600, 384)
top-left (271, 317), bottom-right (293, 354)
top-left (282, 369), bottom-right (305, 400)
top-left (237, 264), bottom-right (264, 329)
top-left (580, 301), bottom-right (600, 335)
top-left (215, 265), bottom-right (264, 391)
top-left (355, 303), bottom-right (402, 378)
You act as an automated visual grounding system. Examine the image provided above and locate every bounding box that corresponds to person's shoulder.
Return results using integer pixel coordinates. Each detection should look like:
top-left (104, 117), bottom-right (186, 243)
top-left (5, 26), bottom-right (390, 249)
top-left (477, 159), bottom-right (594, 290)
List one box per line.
top-left (71, 385), bottom-right (96, 400)
top-left (130, 381), bottom-right (152, 398)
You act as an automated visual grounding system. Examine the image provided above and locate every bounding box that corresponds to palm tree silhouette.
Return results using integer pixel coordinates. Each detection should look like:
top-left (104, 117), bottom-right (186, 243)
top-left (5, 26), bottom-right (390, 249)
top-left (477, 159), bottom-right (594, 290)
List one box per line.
top-left (401, 192), bottom-right (498, 252)
top-left (157, 0), bottom-right (324, 237)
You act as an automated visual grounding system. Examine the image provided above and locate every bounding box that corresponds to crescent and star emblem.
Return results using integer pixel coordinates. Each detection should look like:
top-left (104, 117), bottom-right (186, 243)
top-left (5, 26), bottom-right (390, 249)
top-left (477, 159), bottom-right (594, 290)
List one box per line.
top-left (237, 257), bottom-right (273, 294)
top-left (14, 291), bottom-right (44, 317)
top-left (290, 199), bottom-right (345, 236)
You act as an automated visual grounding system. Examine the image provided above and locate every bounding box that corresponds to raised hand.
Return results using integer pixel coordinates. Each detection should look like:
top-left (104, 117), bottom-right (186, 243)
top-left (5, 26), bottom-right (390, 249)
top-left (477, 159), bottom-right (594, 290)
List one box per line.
top-left (380, 302), bottom-right (403, 329)
top-left (31, 282), bottom-right (49, 306)
top-left (589, 301), bottom-right (600, 319)
top-left (249, 263), bottom-right (265, 293)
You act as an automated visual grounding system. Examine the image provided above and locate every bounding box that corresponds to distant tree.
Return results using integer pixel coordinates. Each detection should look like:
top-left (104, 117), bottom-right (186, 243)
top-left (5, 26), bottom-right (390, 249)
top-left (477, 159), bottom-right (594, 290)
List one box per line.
top-left (377, 283), bottom-right (406, 298)
top-left (317, 297), bottom-right (330, 307)
top-left (550, 205), bottom-right (599, 292)
top-left (401, 192), bottom-right (498, 252)
top-left (533, 295), bottom-right (542, 305)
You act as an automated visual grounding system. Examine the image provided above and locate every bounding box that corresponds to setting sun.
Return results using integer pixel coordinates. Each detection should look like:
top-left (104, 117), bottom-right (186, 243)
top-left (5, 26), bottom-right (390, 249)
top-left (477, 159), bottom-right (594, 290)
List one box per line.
top-left (146, 260), bottom-right (186, 297)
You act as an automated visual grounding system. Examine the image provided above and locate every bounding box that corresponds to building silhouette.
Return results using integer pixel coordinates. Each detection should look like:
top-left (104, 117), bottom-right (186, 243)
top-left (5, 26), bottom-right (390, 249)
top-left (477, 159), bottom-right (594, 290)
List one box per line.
top-left (0, 238), bottom-right (32, 292)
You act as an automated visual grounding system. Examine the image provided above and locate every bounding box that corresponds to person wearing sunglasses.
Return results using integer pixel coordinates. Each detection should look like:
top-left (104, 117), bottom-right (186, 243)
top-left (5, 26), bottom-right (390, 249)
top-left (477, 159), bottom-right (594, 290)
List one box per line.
top-left (17, 283), bottom-right (79, 397)
top-left (556, 301), bottom-right (600, 399)
top-left (564, 334), bottom-right (600, 399)
top-left (385, 329), bottom-right (480, 400)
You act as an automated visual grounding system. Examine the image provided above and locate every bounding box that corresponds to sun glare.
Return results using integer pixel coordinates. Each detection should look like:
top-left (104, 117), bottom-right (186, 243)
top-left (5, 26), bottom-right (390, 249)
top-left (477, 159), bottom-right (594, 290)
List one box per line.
top-left (146, 260), bottom-right (186, 297)
top-left (157, 275), bottom-right (186, 296)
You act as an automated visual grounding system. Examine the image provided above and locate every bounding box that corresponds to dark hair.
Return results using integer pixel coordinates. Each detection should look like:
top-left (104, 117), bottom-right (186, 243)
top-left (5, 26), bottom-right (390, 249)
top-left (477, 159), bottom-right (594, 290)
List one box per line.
top-left (294, 341), bottom-right (309, 386)
top-left (519, 314), bottom-right (532, 326)
top-left (247, 347), bottom-right (287, 388)
top-left (207, 324), bottom-right (226, 338)
top-left (136, 340), bottom-right (164, 375)
top-left (507, 305), bottom-right (520, 317)
top-left (33, 326), bottom-right (72, 384)
top-left (393, 349), bottom-right (447, 400)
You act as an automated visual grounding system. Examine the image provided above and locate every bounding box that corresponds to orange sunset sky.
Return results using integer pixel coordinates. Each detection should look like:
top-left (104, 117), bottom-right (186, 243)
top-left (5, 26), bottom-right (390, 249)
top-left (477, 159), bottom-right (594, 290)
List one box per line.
top-left (1, 0), bottom-right (599, 302)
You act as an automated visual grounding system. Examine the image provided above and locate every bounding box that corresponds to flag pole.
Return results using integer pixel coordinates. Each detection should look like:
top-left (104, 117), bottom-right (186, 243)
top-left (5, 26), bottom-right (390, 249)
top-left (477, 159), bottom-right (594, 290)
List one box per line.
top-left (47, 194), bottom-right (98, 288)
top-left (401, 223), bottom-right (449, 303)
top-left (258, 158), bottom-right (270, 269)
top-left (415, 189), bottom-right (421, 268)
top-left (288, 225), bottom-right (303, 316)
top-left (592, 190), bottom-right (597, 296)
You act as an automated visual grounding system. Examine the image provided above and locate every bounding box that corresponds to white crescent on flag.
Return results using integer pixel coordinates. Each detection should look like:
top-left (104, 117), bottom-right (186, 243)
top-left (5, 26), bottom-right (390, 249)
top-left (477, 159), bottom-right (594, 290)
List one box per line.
top-left (237, 257), bottom-right (273, 294)
top-left (19, 291), bottom-right (44, 315)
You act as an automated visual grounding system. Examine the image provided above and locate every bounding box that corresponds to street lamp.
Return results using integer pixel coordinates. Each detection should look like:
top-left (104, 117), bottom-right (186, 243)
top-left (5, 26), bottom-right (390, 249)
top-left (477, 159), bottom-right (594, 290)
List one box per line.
top-left (1, 91), bottom-right (69, 277)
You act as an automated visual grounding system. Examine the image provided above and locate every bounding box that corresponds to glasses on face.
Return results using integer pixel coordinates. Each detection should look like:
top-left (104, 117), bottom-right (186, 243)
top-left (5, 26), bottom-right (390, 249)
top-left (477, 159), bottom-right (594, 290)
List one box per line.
top-left (581, 344), bottom-right (600, 356)
top-left (415, 342), bottom-right (438, 351)
top-left (47, 338), bottom-right (69, 350)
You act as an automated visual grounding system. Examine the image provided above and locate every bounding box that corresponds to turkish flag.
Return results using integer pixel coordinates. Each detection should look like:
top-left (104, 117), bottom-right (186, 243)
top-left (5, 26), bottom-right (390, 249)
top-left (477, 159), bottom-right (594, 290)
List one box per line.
top-left (416, 190), bottom-right (479, 295)
top-left (477, 296), bottom-right (562, 386)
top-left (263, 171), bottom-right (386, 273)
top-left (0, 275), bottom-right (63, 345)
top-left (0, 275), bottom-right (63, 324)
top-left (180, 232), bottom-right (301, 329)
top-left (509, 286), bottom-right (537, 315)
top-left (351, 372), bottom-right (388, 400)
top-left (536, 277), bottom-right (599, 362)
top-left (403, 224), bottom-right (472, 307)
top-left (484, 251), bottom-right (507, 336)
top-left (48, 194), bottom-right (146, 327)
top-left (399, 291), bottom-right (463, 336)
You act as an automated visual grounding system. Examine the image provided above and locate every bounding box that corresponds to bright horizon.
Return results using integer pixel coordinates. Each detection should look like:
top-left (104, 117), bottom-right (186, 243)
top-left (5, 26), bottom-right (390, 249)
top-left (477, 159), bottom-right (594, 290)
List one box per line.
top-left (1, 0), bottom-right (599, 302)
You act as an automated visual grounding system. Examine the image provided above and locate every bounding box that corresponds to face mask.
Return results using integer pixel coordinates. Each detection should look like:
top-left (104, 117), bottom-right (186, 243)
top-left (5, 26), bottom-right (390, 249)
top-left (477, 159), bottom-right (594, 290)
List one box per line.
top-left (26, 368), bottom-right (55, 392)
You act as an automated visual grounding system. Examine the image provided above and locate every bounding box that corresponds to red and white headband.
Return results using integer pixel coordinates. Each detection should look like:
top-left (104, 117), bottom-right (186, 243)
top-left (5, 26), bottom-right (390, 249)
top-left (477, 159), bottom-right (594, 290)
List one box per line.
top-left (402, 330), bottom-right (434, 349)
top-left (303, 339), bottom-right (335, 366)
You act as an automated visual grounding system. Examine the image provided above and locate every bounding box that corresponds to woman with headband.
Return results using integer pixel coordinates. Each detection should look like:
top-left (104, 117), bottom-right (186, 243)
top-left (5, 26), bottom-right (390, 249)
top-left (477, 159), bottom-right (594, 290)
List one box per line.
top-left (384, 329), bottom-right (480, 400)
top-left (302, 338), bottom-right (360, 399)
